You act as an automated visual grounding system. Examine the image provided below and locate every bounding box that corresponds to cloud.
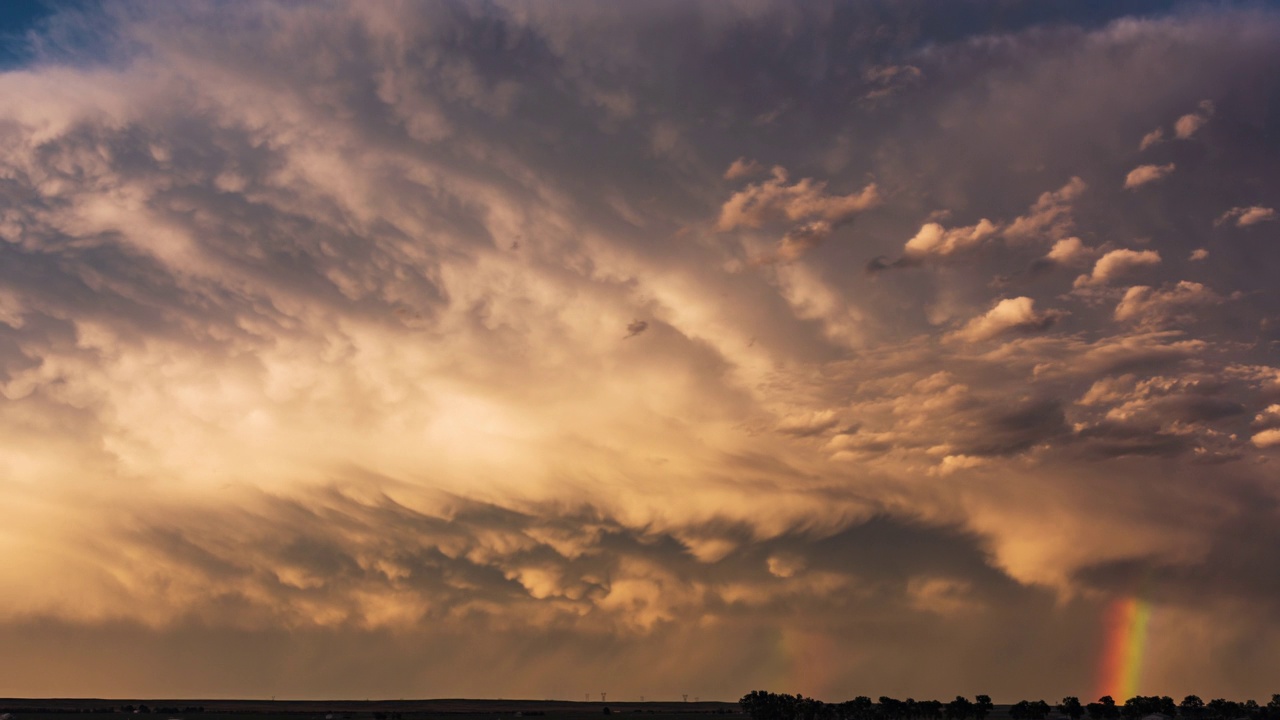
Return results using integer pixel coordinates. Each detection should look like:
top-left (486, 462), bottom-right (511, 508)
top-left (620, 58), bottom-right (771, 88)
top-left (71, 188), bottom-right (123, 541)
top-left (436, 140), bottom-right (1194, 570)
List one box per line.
top-left (902, 219), bottom-right (1000, 259)
top-left (776, 410), bottom-right (842, 438)
top-left (1139, 127), bottom-right (1165, 151)
top-left (715, 166), bottom-right (881, 231)
top-left (1216, 205), bottom-right (1278, 227)
top-left (1251, 428), bottom-right (1280, 448)
top-left (756, 220), bottom-right (835, 265)
top-left (1043, 236), bottom-right (1096, 266)
top-left (1003, 176), bottom-right (1087, 243)
top-left (1074, 249), bottom-right (1162, 287)
top-left (1114, 282), bottom-right (1224, 327)
top-left (1174, 99), bottom-right (1215, 139)
top-left (877, 178), bottom-right (1084, 270)
top-left (1124, 163), bottom-right (1177, 189)
top-left (1189, 248), bottom-right (1209, 261)
top-left (624, 319), bottom-right (649, 338)
top-left (723, 157), bottom-right (764, 181)
top-left (948, 297), bottom-right (1065, 343)
top-left (1, 0), bottom-right (1280, 701)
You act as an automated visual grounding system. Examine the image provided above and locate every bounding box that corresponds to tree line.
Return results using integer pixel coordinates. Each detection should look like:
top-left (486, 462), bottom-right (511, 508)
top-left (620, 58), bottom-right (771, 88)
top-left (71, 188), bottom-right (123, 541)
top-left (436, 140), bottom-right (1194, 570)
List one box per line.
top-left (740, 693), bottom-right (1280, 720)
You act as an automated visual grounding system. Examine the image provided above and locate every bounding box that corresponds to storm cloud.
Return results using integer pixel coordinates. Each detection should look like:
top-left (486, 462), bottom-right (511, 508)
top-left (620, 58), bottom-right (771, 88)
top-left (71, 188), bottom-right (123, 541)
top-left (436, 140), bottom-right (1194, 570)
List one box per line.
top-left (1, 0), bottom-right (1279, 703)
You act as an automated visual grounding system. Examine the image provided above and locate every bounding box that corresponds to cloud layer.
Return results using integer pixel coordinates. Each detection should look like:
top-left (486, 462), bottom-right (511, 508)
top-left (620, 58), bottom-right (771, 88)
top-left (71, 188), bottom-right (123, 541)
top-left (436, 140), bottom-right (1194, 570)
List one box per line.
top-left (1, 0), bottom-right (1280, 703)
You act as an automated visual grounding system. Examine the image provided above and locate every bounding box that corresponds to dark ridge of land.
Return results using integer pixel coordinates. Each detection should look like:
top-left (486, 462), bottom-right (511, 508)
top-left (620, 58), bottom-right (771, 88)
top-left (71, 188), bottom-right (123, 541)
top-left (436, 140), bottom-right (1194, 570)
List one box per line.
top-left (0, 700), bottom-right (739, 715)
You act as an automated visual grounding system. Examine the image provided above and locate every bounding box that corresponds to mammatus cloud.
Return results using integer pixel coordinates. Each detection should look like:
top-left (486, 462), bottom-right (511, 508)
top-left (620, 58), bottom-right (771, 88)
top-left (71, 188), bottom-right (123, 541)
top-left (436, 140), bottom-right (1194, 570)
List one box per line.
top-left (1074, 249), bottom-right (1162, 288)
top-left (1, 0), bottom-right (1280, 702)
top-left (1124, 163), bottom-right (1176, 189)
top-left (1215, 205), bottom-right (1277, 227)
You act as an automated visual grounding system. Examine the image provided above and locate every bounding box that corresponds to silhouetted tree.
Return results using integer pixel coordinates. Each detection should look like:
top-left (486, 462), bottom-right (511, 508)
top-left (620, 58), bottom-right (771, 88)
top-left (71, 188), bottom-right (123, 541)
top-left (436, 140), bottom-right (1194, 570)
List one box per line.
top-left (1015, 701), bottom-right (1050, 720)
top-left (838, 697), bottom-right (875, 720)
top-left (1267, 696), bottom-right (1280, 720)
top-left (879, 698), bottom-right (905, 720)
top-left (1060, 697), bottom-right (1084, 720)
top-left (1182, 697), bottom-right (1205, 720)
top-left (1088, 697), bottom-right (1120, 720)
top-left (1206, 699), bottom-right (1242, 720)
top-left (946, 697), bottom-right (974, 720)
top-left (974, 697), bottom-right (993, 720)
top-left (919, 701), bottom-right (944, 720)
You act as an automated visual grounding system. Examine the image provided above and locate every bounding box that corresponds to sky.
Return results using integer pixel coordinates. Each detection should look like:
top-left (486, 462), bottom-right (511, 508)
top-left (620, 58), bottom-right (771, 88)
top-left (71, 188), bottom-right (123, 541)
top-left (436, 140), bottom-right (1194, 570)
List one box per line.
top-left (1, 0), bottom-right (1279, 703)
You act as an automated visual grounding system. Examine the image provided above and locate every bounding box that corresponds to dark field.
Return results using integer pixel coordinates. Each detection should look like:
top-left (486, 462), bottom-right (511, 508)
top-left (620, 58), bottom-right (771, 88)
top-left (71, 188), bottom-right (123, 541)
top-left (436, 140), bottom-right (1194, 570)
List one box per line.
top-left (0, 700), bottom-right (742, 720)
top-left (0, 701), bottom-right (1029, 720)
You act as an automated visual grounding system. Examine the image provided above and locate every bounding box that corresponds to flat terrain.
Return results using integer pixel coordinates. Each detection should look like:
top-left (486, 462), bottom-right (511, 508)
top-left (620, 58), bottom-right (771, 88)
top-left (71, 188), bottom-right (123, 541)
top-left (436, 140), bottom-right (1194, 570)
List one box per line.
top-left (0, 700), bottom-right (740, 720)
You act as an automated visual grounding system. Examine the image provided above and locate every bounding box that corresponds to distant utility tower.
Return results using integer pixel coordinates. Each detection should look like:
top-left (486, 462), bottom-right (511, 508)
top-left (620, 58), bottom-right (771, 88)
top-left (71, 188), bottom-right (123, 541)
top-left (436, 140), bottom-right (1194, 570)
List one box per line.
top-left (683, 696), bottom-right (689, 703)
top-left (586, 695), bottom-right (591, 702)
top-left (601, 693), bottom-right (607, 703)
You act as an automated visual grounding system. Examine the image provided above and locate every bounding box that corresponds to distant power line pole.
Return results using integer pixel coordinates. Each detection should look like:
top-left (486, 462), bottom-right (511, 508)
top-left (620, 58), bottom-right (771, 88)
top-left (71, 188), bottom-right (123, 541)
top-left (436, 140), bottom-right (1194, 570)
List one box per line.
top-left (601, 693), bottom-right (607, 703)
top-left (683, 696), bottom-right (689, 703)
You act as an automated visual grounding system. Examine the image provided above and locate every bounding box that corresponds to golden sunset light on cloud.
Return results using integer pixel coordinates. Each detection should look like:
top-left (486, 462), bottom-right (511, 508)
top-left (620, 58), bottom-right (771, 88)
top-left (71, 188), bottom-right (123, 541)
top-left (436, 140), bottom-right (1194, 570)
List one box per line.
top-left (1, 0), bottom-right (1279, 705)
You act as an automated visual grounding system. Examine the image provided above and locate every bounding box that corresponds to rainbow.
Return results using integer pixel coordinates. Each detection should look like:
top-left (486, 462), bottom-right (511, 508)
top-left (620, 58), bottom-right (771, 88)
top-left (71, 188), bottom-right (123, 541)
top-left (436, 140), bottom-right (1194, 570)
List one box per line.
top-left (1098, 596), bottom-right (1152, 701)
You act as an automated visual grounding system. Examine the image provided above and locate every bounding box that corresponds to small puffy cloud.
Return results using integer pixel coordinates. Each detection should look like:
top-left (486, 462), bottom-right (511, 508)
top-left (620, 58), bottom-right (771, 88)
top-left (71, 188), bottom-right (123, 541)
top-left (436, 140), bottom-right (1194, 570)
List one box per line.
top-left (1251, 428), bottom-right (1280, 448)
top-left (1124, 163), bottom-right (1176, 189)
top-left (1114, 281), bottom-right (1223, 327)
top-left (903, 219), bottom-right (999, 259)
top-left (1139, 127), bottom-right (1164, 151)
top-left (1003, 177), bottom-right (1087, 243)
top-left (1189, 248), bottom-right (1209, 261)
top-left (777, 410), bottom-right (842, 438)
top-left (1074, 249), bottom-right (1162, 288)
top-left (715, 166), bottom-right (881, 231)
top-left (876, 179), bottom-right (1083, 272)
top-left (931, 454), bottom-right (989, 477)
top-left (1255, 404), bottom-right (1280, 429)
top-left (948, 297), bottom-right (1065, 343)
top-left (1215, 206), bottom-right (1277, 227)
top-left (1044, 237), bottom-right (1096, 266)
top-left (624, 320), bottom-right (649, 338)
top-left (1174, 99), bottom-right (1215, 139)
top-left (723, 157), bottom-right (764, 181)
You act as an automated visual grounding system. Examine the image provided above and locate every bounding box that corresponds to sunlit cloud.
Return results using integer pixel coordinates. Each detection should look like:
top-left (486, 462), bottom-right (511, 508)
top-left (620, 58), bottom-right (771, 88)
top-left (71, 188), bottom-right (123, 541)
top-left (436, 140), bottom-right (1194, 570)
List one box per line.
top-left (1124, 163), bottom-right (1176, 189)
top-left (1, 0), bottom-right (1280, 702)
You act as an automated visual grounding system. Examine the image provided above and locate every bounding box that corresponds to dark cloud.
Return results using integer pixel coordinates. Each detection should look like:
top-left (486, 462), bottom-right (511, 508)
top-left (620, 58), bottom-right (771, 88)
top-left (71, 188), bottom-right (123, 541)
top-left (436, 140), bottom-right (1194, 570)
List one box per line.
top-left (624, 320), bottom-right (649, 338)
